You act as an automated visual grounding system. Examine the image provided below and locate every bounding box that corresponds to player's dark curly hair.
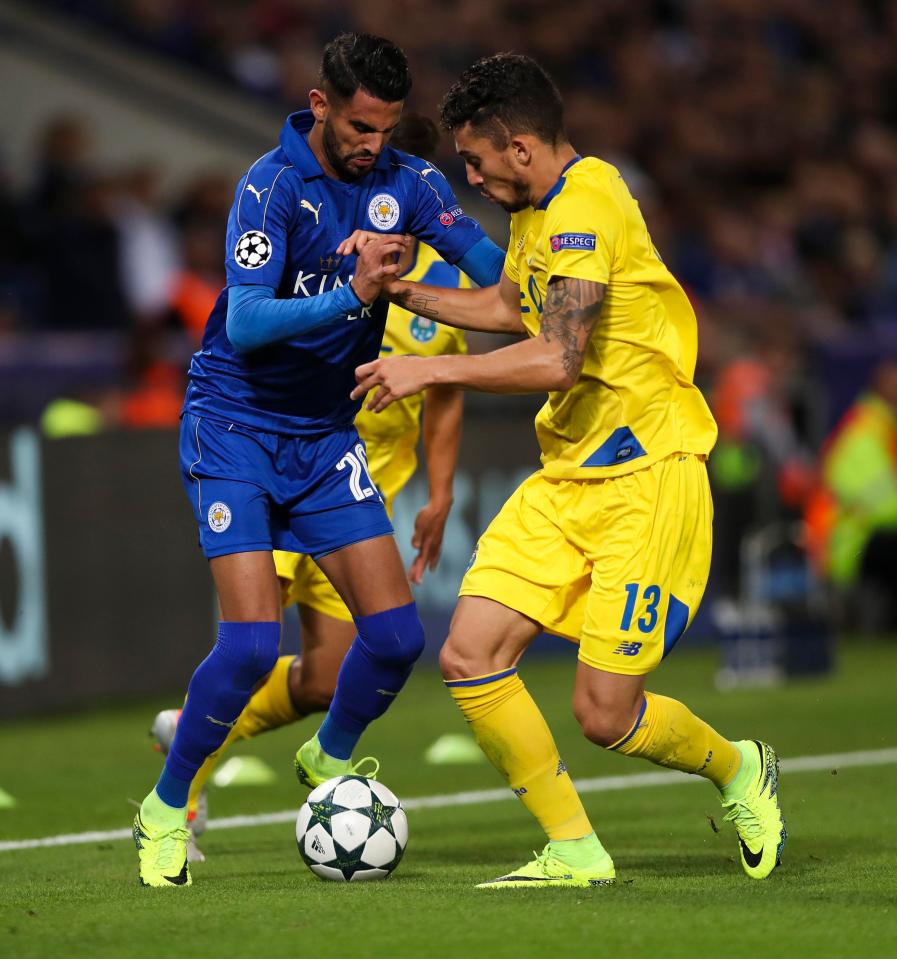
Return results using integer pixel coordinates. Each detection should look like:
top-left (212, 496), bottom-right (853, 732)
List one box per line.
top-left (389, 113), bottom-right (441, 160)
top-left (319, 33), bottom-right (412, 104)
top-left (440, 53), bottom-right (565, 147)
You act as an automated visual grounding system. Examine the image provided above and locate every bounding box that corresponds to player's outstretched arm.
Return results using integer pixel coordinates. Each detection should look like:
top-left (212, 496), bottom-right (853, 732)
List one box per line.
top-left (352, 276), bottom-right (605, 411)
top-left (408, 383), bottom-right (464, 584)
top-left (387, 271), bottom-right (524, 335)
top-left (226, 238), bottom-right (404, 353)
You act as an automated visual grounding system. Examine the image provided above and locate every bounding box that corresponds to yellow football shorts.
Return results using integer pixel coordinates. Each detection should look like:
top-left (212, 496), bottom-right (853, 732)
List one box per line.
top-left (459, 452), bottom-right (713, 675)
top-left (272, 467), bottom-right (401, 623)
top-left (273, 550), bottom-right (354, 623)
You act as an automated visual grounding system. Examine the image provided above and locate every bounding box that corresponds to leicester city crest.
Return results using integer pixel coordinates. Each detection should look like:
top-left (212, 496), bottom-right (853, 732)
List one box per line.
top-left (368, 193), bottom-right (400, 231)
top-left (208, 501), bottom-right (232, 533)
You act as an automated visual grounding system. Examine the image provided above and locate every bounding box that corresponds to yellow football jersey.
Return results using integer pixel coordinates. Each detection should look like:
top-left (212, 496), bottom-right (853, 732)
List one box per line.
top-left (358, 241), bottom-right (468, 499)
top-left (505, 156), bottom-right (717, 479)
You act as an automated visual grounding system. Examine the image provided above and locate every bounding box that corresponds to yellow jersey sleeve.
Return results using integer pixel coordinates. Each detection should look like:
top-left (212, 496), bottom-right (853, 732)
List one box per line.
top-left (541, 183), bottom-right (623, 286)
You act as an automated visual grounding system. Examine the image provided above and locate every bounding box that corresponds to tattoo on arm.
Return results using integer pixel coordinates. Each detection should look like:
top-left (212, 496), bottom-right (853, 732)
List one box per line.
top-left (400, 290), bottom-right (440, 319)
top-left (539, 278), bottom-right (606, 383)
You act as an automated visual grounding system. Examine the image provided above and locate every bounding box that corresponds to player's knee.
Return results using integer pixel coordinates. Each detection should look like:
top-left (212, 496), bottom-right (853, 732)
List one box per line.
top-left (580, 714), bottom-right (630, 748)
top-left (356, 602), bottom-right (426, 668)
top-left (216, 621), bottom-right (281, 687)
top-left (573, 698), bottom-right (637, 749)
top-left (439, 633), bottom-right (482, 681)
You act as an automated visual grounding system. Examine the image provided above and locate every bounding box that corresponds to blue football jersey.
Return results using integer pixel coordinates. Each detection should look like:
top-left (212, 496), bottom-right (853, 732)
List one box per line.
top-left (185, 110), bottom-right (486, 435)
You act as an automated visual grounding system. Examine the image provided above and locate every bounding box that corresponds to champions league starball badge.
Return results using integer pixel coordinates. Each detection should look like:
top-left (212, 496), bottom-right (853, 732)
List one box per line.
top-left (235, 231), bottom-right (273, 268)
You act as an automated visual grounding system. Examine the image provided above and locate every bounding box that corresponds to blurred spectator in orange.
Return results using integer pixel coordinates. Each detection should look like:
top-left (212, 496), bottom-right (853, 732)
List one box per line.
top-left (168, 218), bottom-right (224, 346)
top-left (118, 326), bottom-right (186, 429)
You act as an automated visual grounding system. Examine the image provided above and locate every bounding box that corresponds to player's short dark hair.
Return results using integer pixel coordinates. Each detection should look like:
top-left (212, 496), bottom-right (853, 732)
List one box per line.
top-left (440, 53), bottom-right (565, 147)
top-left (319, 33), bottom-right (412, 104)
top-left (389, 113), bottom-right (441, 160)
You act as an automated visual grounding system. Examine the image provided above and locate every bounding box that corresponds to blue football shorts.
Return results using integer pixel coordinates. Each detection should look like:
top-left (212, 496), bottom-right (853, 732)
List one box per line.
top-left (179, 413), bottom-right (394, 560)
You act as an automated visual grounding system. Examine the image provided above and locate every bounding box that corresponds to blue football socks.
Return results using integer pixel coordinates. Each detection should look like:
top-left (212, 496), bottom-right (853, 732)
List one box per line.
top-left (317, 603), bottom-right (425, 760)
top-left (154, 621), bottom-right (281, 809)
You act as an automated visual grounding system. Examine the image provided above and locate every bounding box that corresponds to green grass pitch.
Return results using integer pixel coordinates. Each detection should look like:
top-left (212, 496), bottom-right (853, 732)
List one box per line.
top-left (2, 642), bottom-right (896, 959)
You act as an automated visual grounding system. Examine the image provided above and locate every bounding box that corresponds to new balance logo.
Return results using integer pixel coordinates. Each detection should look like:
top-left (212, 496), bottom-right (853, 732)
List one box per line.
top-left (301, 199), bottom-right (323, 224)
top-left (556, 759), bottom-right (568, 776)
top-left (612, 641), bottom-right (643, 656)
top-left (513, 786), bottom-right (528, 798)
top-left (247, 184), bottom-right (268, 203)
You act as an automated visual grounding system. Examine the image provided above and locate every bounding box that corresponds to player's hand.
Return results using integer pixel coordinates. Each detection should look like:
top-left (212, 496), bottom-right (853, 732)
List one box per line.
top-left (408, 498), bottom-right (452, 584)
top-left (380, 275), bottom-right (408, 303)
top-left (351, 355), bottom-right (433, 412)
top-left (338, 230), bottom-right (411, 257)
top-left (350, 238), bottom-right (405, 305)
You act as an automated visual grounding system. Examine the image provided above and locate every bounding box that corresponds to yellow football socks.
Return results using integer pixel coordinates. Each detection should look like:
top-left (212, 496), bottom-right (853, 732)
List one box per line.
top-left (187, 655), bottom-right (300, 810)
top-left (447, 668), bottom-right (593, 841)
top-left (609, 691), bottom-right (741, 789)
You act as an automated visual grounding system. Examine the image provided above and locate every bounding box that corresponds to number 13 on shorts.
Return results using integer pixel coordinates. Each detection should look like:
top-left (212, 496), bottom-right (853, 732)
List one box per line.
top-left (601, 580), bottom-right (693, 670)
top-left (619, 582), bottom-right (662, 634)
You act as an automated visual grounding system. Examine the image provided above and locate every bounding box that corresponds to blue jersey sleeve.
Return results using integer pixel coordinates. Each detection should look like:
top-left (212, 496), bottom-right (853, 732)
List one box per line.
top-left (457, 237), bottom-right (505, 288)
top-left (400, 159), bottom-right (486, 266)
top-left (224, 158), bottom-right (297, 289)
top-left (226, 284), bottom-right (364, 353)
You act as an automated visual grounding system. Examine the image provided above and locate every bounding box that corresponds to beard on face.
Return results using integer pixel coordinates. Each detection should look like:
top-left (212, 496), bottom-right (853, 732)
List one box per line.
top-left (496, 176), bottom-right (531, 213)
top-left (322, 119), bottom-right (375, 182)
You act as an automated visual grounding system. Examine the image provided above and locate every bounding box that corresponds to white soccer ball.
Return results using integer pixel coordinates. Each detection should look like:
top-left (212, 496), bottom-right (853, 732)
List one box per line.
top-left (295, 775), bottom-right (408, 882)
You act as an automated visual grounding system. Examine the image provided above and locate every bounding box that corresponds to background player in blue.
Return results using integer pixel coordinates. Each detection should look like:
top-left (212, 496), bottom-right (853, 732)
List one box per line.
top-left (133, 32), bottom-right (504, 888)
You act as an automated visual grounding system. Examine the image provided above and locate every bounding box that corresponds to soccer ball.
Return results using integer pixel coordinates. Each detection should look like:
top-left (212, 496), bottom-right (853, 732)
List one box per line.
top-left (296, 775), bottom-right (408, 882)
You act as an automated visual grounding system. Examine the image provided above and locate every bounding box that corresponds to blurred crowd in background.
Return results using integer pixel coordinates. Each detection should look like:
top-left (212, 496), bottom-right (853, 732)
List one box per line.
top-left (3, 0), bottom-right (897, 630)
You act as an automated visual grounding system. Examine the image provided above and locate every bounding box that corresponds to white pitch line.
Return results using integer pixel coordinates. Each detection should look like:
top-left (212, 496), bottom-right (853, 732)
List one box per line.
top-left (2, 746), bottom-right (895, 853)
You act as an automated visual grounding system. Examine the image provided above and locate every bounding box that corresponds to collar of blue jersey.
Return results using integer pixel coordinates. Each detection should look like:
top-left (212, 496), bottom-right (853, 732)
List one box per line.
top-left (280, 110), bottom-right (393, 180)
top-left (535, 154), bottom-right (583, 211)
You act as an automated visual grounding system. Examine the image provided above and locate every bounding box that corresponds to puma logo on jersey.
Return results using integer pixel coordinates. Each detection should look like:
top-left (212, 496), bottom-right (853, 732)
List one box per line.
top-left (301, 199), bottom-right (324, 224)
top-left (246, 184), bottom-right (268, 203)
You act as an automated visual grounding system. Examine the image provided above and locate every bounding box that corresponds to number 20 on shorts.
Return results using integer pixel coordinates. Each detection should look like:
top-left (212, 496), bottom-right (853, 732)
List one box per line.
top-left (336, 443), bottom-right (377, 502)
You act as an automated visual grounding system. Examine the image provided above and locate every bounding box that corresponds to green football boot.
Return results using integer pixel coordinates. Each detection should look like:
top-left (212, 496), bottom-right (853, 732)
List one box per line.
top-left (721, 740), bottom-right (787, 879)
top-left (149, 707), bottom-right (207, 863)
top-left (133, 812), bottom-right (192, 888)
top-left (294, 734), bottom-right (380, 789)
top-left (476, 843), bottom-right (616, 889)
